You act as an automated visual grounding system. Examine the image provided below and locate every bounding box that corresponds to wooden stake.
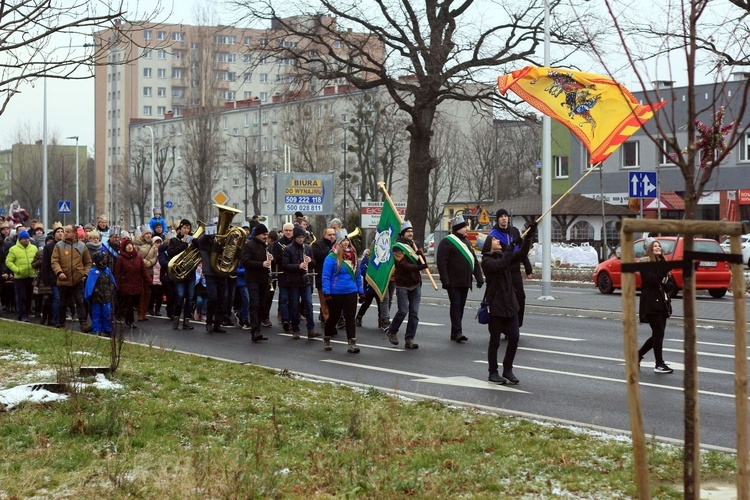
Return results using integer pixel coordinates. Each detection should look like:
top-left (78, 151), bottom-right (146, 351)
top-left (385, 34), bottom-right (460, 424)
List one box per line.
top-left (731, 233), bottom-right (749, 499)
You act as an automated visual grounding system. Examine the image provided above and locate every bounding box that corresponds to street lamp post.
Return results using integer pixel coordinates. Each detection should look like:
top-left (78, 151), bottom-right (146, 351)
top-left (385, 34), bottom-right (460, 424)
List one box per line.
top-left (230, 133), bottom-right (250, 217)
top-left (66, 136), bottom-right (79, 224)
top-left (342, 124), bottom-right (348, 222)
top-left (143, 125), bottom-right (155, 219)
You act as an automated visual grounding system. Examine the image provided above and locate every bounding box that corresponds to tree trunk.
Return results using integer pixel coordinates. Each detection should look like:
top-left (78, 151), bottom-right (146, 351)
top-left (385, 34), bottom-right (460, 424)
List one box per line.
top-left (405, 106), bottom-right (436, 244)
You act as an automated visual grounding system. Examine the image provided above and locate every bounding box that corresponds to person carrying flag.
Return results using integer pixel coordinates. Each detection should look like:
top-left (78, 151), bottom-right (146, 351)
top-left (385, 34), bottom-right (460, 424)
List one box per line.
top-left (437, 215), bottom-right (484, 343)
top-left (386, 220), bottom-right (428, 349)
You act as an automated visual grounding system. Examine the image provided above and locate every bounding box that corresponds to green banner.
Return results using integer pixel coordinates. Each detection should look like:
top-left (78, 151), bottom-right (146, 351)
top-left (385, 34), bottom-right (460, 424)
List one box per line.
top-left (365, 196), bottom-right (402, 301)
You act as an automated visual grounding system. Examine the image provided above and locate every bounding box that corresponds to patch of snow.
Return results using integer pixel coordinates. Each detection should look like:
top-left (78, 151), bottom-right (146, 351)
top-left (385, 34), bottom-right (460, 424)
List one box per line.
top-left (0, 384), bottom-right (69, 410)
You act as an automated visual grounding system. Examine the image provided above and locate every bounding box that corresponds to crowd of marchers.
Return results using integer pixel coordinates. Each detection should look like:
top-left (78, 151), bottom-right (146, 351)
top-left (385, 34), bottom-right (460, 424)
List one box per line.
top-left (0, 200), bottom-right (557, 385)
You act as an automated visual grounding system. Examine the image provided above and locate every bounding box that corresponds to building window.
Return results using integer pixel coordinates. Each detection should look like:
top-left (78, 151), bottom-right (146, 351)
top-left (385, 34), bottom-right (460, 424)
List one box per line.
top-left (224, 91), bottom-right (235, 100)
top-left (243, 36), bottom-right (252, 45)
top-left (157, 68), bottom-right (166, 79)
top-left (244, 73), bottom-right (252, 82)
top-left (272, 137), bottom-right (279, 150)
top-left (739, 133), bottom-right (750, 162)
top-left (554, 155), bottom-right (569, 178)
top-left (659, 138), bottom-right (676, 166)
top-left (552, 221), bottom-right (563, 241)
top-left (259, 73), bottom-right (268, 83)
top-left (143, 49), bottom-right (152, 59)
top-left (157, 49), bottom-right (166, 59)
top-left (144, 30), bottom-right (152, 40)
top-left (333, 41), bottom-right (342, 48)
top-left (259, 92), bottom-right (268, 101)
top-left (262, 137), bottom-right (268, 151)
top-left (571, 221), bottom-right (594, 240)
top-left (157, 106), bottom-right (166, 115)
top-left (143, 68), bottom-right (152, 77)
top-left (173, 50), bottom-right (183, 60)
top-left (157, 30), bottom-right (167, 40)
top-left (243, 91), bottom-right (252, 99)
top-left (245, 113), bottom-right (250, 127)
top-left (143, 86), bottom-right (152, 97)
top-left (172, 69), bottom-right (183, 79)
top-left (622, 141), bottom-right (639, 168)
top-left (143, 106), bottom-right (152, 116)
top-left (190, 42), bottom-right (199, 50)
top-left (172, 31), bottom-right (185, 41)
top-left (260, 38), bottom-right (267, 46)
top-left (157, 87), bottom-right (166, 97)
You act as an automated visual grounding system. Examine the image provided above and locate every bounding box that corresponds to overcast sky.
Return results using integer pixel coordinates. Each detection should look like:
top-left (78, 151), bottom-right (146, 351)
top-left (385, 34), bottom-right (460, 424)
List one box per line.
top-left (0, 0), bottom-right (731, 155)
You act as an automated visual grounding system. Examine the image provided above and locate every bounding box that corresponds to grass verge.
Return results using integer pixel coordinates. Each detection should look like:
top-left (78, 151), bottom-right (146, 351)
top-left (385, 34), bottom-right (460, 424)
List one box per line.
top-left (0, 322), bottom-right (736, 498)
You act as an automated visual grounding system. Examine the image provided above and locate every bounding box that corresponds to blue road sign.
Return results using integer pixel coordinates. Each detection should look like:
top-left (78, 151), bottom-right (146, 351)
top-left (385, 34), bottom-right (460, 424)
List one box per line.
top-left (0, 208), bottom-right (5, 215)
top-left (165, 200), bottom-right (174, 209)
top-left (58, 201), bottom-right (71, 214)
top-left (628, 172), bottom-right (657, 199)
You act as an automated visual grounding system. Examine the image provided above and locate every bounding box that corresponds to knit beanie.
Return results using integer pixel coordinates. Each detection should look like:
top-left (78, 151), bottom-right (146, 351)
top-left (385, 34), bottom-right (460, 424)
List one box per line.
top-left (292, 226), bottom-right (306, 239)
top-left (76, 227), bottom-right (86, 239)
top-left (481, 235), bottom-right (495, 254)
top-left (496, 208), bottom-right (509, 219)
top-left (179, 219), bottom-right (192, 229)
top-left (254, 223), bottom-right (268, 235)
top-left (18, 230), bottom-right (30, 240)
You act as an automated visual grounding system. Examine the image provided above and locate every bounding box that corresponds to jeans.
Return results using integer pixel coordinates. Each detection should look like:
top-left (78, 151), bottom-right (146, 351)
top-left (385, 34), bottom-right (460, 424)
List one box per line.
top-left (447, 287), bottom-right (469, 337)
top-left (287, 285), bottom-right (314, 333)
top-left (639, 314), bottom-right (668, 366)
top-left (237, 284), bottom-right (250, 324)
top-left (390, 285), bottom-right (421, 341)
top-left (173, 273), bottom-right (196, 321)
top-left (247, 281), bottom-right (270, 333)
top-left (51, 284), bottom-right (60, 324)
top-left (488, 315), bottom-right (520, 374)
top-left (58, 282), bottom-right (86, 326)
top-left (13, 277), bottom-right (33, 320)
top-left (278, 286), bottom-right (290, 322)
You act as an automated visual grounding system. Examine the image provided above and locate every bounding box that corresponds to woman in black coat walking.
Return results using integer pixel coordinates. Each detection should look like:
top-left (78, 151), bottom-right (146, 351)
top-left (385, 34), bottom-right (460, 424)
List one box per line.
top-left (480, 228), bottom-right (533, 385)
top-left (638, 239), bottom-right (675, 374)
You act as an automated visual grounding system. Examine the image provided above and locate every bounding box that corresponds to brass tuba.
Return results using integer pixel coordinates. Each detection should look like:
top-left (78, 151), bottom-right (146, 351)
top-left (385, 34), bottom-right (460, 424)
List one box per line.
top-left (348, 227), bottom-right (361, 240)
top-left (210, 204), bottom-right (247, 276)
top-left (167, 220), bottom-right (206, 281)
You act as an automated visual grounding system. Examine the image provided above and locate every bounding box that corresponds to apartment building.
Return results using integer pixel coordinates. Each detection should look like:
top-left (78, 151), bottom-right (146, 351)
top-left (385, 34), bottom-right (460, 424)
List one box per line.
top-left (94, 16), bottom-right (381, 225)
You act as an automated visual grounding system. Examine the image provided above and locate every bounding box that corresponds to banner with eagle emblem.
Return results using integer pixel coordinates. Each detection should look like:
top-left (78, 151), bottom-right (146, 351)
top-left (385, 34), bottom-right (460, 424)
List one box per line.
top-left (365, 188), bottom-right (403, 301)
top-left (497, 66), bottom-right (665, 163)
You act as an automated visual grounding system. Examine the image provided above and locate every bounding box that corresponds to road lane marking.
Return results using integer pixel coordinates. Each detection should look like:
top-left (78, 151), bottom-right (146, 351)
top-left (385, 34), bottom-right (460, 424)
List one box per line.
top-left (472, 361), bottom-right (735, 398)
top-left (322, 359), bottom-right (529, 393)
top-left (521, 333), bottom-right (584, 341)
top-left (667, 338), bottom-right (750, 350)
top-left (517, 347), bottom-right (733, 375)
top-left (276, 333), bottom-right (403, 352)
top-left (419, 321), bottom-right (444, 326)
top-left (663, 348), bottom-right (747, 361)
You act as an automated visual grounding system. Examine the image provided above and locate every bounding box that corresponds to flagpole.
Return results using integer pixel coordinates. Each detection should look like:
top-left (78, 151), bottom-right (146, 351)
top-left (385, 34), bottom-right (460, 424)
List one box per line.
top-left (378, 182), bottom-right (439, 290)
top-left (520, 162), bottom-right (603, 239)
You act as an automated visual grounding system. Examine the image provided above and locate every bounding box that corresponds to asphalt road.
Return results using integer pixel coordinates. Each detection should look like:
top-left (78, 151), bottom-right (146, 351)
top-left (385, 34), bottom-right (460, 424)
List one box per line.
top-left (121, 281), bottom-right (747, 452)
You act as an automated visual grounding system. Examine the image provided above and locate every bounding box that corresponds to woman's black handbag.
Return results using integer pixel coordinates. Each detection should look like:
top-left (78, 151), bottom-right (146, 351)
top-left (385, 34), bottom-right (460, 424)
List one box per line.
top-left (477, 288), bottom-right (491, 324)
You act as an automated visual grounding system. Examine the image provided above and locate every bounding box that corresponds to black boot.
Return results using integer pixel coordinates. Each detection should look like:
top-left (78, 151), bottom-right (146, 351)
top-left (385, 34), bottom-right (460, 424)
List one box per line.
top-left (172, 316), bottom-right (180, 330)
top-left (183, 318), bottom-right (194, 330)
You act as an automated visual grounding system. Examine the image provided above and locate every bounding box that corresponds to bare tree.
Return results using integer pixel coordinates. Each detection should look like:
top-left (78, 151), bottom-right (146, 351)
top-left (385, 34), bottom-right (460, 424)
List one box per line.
top-left (374, 103), bottom-right (410, 200)
top-left (493, 117), bottom-right (542, 201)
top-left (426, 120), bottom-right (464, 232)
top-left (154, 138), bottom-right (178, 216)
top-left (580, 1), bottom-right (750, 495)
top-left (128, 138), bottom-right (152, 226)
top-left (229, 1), bottom-right (600, 242)
top-left (0, 0), bottom-right (167, 116)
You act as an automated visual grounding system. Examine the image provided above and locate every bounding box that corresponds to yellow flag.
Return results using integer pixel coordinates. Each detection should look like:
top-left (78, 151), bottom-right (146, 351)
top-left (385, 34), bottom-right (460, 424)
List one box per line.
top-left (497, 66), bottom-right (665, 163)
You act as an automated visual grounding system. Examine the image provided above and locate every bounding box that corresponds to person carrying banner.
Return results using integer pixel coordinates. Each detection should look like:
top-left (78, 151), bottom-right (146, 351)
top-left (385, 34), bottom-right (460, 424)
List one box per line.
top-left (386, 220), bottom-right (428, 349)
top-left (437, 215), bottom-right (484, 343)
top-left (489, 209), bottom-right (533, 327)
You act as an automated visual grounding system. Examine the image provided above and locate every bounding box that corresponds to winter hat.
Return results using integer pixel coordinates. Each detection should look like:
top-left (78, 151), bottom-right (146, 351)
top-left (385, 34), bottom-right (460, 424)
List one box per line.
top-left (140, 225), bottom-right (152, 235)
top-left (179, 218), bottom-right (192, 229)
top-left (121, 237), bottom-right (133, 249)
top-left (152, 235), bottom-right (163, 244)
top-left (292, 226), bottom-right (306, 239)
top-left (254, 223), bottom-right (268, 235)
top-left (45, 233), bottom-right (55, 243)
top-left (496, 208), bottom-right (509, 219)
top-left (153, 207), bottom-right (161, 214)
top-left (76, 227), bottom-right (86, 239)
top-left (120, 230), bottom-right (130, 239)
top-left (329, 218), bottom-right (342, 228)
top-left (481, 234), bottom-right (495, 254)
top-left (18, 230), bottom-right (30, 240)
top-left (84, 224), bottom-right (95, 232)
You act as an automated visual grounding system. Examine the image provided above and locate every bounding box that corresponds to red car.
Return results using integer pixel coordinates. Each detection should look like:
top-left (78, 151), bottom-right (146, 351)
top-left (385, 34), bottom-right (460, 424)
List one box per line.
top-left (593, 236), bottom-right (731, 298)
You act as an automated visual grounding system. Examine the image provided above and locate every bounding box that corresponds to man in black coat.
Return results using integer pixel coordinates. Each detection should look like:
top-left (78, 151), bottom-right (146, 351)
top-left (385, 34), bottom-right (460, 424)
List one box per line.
top-left (272, 222), bottom-right (295, 331)
top-left (281, 226), bottom-right (320, 339)
top-left (489, 208), bottom-right (534, 327)
top-left (167, 219), bottom-right (196, 330)
top-left (239, 223), bottom-right (271, 342)
top-left (437, 215), bottom-right (484, 343)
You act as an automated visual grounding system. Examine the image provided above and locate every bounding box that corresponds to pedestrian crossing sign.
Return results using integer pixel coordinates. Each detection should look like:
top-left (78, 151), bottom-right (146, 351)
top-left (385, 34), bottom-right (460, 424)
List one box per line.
top-left (58, 201), bottom-right (71, 213)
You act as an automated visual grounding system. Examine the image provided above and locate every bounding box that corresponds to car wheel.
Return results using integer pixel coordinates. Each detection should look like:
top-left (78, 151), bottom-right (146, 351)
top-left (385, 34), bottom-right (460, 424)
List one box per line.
top-left (709, 288), bottom-right (727, 299)
top-left (597, 272), bottom-right (615, 294)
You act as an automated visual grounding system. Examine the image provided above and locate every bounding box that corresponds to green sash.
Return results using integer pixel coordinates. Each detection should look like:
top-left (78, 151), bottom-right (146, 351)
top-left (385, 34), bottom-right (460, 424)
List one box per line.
top-left (445, 234), bottom-right (475, 271)
top-left (327, 253), bottom-right (357, 280)
top-left (393, 242), bottom-right (419, 264)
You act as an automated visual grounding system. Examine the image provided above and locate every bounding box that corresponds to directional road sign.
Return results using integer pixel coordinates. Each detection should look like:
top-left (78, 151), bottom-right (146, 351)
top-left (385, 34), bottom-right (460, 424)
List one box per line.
top-left (165, 200), bottom-right (174, 209)
top-left (58, 201), bottom-right (71, 214)
top-left (628, 172), bottom-right (657, 199)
